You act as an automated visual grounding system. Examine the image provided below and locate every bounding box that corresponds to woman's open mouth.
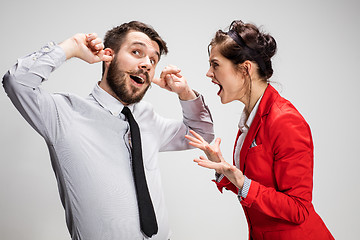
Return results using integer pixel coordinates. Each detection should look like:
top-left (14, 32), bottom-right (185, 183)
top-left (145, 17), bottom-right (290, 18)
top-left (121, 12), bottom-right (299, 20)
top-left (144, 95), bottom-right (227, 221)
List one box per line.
top-left (212, 80), bottom-right (223, 95)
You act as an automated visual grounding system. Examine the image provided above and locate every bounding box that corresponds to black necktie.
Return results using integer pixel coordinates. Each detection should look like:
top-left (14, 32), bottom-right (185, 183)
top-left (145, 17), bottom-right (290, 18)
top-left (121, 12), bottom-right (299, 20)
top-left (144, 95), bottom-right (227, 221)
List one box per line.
top-left (121, 106), bottom-right (158, 238)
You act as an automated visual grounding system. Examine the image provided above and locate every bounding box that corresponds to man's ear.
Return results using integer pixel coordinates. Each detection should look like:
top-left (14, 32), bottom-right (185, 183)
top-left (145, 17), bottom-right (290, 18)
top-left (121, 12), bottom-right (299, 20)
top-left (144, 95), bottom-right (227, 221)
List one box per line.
top-left (104, 48), bottom-right (114, 57)
top-left (101, 48), bottom-right (115, 79)
top-left (103, 48), bottom-right (114, 67)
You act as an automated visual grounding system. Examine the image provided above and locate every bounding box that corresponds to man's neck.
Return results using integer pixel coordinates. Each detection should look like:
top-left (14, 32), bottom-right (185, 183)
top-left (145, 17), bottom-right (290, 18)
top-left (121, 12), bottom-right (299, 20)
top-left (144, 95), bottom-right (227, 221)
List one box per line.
top-left (98, 78), bottom-right (128, 106)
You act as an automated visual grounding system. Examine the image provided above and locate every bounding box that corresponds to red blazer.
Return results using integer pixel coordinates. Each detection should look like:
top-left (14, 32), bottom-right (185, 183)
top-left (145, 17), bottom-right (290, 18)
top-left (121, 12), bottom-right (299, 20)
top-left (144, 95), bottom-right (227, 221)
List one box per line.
top-left (215, 85), bottom-right (334, 240)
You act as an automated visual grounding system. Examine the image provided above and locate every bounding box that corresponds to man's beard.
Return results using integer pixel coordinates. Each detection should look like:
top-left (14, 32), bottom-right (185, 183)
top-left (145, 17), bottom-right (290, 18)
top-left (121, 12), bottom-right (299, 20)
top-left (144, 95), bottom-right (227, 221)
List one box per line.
top-left (106, 58), bottom-right (151, 105)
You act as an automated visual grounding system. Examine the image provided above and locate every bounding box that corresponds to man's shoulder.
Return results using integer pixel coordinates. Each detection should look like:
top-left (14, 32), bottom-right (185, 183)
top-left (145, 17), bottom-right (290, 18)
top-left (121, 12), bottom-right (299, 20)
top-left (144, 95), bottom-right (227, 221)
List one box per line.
top-left (51, 91), bottom-right (97, 112)
top-left (133, 100), bottom-right (154, 115)
top-left (52, 91), bottom-right (84, 103)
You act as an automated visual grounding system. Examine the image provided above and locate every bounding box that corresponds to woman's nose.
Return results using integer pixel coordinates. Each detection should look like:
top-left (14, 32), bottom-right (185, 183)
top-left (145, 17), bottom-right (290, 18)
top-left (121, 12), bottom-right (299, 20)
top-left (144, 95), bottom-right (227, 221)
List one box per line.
top-left (206, 69), bottom-right (214, 78)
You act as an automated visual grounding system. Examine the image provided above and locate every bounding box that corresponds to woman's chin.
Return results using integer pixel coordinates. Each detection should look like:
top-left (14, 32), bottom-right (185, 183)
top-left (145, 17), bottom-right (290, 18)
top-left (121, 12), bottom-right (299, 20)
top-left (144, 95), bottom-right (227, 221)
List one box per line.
top-left (219, 97), bottom-right (229, 104)
top-left (219, 95), bottom-right (236, 104)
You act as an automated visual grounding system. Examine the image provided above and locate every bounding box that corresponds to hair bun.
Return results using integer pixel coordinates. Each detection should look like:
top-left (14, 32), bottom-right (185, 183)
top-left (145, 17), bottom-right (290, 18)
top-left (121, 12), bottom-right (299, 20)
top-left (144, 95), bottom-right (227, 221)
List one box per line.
top-left (260, 33), bottom-right (277, 59)
top-left (210, 20), bottom-right (277, 79)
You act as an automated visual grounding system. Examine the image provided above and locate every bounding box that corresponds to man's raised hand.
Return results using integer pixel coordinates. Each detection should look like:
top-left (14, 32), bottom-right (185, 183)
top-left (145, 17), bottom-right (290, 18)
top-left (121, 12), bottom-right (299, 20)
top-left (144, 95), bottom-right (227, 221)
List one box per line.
top-left (152, 65), bottom-right (197, 101)
top-left (59, 33), bottom-right (113, 63)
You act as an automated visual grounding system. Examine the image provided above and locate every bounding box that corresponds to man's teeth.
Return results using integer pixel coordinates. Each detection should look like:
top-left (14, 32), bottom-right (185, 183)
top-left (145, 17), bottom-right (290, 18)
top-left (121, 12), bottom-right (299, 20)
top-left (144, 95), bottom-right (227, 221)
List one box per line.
top-left (131, 75), bottom-right (145, 84)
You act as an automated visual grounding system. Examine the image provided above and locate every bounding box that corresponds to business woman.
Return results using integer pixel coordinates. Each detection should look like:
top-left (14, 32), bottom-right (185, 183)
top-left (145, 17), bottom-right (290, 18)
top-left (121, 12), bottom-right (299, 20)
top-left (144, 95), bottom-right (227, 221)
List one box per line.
top-left (185, 20), bottom-right (334, 239)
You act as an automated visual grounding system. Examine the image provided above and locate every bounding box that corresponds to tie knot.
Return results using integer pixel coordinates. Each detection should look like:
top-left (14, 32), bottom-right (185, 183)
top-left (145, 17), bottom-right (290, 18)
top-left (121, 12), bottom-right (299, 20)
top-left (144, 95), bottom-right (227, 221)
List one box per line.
top-left (122, 106), bottom-right (131, 117)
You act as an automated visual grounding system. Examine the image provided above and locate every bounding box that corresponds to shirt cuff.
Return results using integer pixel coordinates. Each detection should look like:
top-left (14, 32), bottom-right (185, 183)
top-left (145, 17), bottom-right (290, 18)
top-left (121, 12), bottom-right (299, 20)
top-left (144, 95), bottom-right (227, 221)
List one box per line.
top-left (238, 176), bottom-right (251, 201)
top-left (13, 42), bottom-right (66, 88)
top-left (179, 93), bottom-right (213, 121)
top-left (215, 172), bottom-right (224, 183)
top-left (30, 42), bottom-right (65, 78)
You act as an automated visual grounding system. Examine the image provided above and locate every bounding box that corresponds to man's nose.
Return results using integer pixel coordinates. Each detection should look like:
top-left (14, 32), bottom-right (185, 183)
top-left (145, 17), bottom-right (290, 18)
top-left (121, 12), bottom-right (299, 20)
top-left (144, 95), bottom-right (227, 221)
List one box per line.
top-left (139, 57), bottom-right (152, 71)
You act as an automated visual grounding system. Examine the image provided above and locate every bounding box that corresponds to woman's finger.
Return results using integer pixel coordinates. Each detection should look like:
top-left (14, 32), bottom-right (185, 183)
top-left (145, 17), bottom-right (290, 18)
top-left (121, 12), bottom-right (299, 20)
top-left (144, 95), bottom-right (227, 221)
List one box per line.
top-left (185, 134), bottom-right (203, 144)
top-left (189, 130), bottom-right (205, 142)
top-left (188, 141), bottom-right (205, 150)
top-left (195, 159), bottom-right (221, 171)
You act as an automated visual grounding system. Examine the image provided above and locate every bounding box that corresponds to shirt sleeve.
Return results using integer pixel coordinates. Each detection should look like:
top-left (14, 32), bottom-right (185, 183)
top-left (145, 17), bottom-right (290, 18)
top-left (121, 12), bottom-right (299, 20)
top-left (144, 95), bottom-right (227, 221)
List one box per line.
top-left (2, 43), bottom-right (66, 142)
top-left (158, 93), bottom-right (214, 152)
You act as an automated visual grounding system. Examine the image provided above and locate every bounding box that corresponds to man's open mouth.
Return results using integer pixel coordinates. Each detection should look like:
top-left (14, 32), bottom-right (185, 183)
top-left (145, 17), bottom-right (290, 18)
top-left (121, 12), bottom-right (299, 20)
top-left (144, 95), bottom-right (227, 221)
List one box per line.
top-left (130, 75), bottom-right (145, 84)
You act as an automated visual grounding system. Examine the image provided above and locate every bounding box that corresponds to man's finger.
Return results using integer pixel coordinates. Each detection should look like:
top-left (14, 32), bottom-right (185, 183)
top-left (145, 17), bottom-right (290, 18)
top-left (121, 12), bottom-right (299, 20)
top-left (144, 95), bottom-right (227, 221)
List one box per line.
top-left (98, 50), bottom-right (112, 62)
top-left (164, 74), bottom-right (174, 86)
top-left (152, 77), bottom-right (162, 85)
top-left (161, 67), bottom-right (181, 76)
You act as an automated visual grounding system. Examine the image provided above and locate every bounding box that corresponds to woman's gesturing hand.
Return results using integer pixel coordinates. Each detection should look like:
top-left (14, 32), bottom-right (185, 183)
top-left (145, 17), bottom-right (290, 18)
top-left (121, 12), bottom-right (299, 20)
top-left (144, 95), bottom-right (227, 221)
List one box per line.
top-left (185, 130), bottom-right (245, 189)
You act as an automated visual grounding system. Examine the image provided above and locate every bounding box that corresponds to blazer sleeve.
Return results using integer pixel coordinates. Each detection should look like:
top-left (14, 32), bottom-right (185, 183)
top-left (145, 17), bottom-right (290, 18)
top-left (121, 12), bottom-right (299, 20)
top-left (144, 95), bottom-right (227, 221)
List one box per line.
top-left (240, 108), bottom-right (314, 225)
top-left (213, 175), bottom-right (238, 194)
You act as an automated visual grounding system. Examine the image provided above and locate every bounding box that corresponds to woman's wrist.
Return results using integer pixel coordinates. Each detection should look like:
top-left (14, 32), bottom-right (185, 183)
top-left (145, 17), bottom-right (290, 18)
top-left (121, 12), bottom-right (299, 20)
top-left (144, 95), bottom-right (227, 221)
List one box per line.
top-left (223, 164), bottom-right (245, 189)
top-left (235, 174), bottom-right (245, 190)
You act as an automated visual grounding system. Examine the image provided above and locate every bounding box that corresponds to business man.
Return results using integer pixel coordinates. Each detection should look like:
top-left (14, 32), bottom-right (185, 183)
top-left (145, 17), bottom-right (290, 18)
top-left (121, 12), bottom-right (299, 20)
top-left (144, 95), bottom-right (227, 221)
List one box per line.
top-left (3, 21), bottom-right (214, 239)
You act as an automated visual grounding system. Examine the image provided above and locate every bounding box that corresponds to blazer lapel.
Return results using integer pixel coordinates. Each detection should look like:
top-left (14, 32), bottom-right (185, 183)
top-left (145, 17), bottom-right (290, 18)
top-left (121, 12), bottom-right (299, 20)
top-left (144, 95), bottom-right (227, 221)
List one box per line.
top-left (239, 84), bottom-right (279, 172)
top-left (240, 113), bottom-right (262, 172)
top-left (233, 129), bottom-right (242, 165)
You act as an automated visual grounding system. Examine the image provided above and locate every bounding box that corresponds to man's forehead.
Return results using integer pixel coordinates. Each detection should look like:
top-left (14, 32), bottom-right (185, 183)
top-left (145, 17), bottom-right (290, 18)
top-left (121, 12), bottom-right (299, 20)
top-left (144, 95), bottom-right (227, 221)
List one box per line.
top-left (125, 31), bottom-right (160, 54)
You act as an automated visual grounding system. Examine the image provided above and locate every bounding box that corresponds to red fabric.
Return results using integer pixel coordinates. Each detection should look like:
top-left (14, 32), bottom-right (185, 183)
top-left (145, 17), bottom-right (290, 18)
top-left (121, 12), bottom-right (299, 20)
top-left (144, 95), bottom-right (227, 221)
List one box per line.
top-left (214, 85), bottom-right (334, 239)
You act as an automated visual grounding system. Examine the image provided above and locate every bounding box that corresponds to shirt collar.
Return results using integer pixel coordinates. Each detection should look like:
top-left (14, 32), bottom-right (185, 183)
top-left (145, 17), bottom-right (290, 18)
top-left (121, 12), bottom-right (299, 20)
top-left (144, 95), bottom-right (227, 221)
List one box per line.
top-left (90, 82), bottom-right (135, 116)
top-left (238, 95), bottom-right (263, 133)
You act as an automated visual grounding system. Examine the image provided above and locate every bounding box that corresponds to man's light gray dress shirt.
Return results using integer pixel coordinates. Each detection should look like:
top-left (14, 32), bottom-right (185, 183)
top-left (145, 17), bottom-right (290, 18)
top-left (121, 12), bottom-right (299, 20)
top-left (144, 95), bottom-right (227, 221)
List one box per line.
top-left (2, 43), bottom-right (214, 240)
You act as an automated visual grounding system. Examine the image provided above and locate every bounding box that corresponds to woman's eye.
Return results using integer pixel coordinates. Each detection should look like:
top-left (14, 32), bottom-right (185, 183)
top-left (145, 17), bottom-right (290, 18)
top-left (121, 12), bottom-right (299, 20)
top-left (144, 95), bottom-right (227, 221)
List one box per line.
top-left (133, 50), bottom-right (140, 55)
top-left (210, 62), bottom-right (218, 69)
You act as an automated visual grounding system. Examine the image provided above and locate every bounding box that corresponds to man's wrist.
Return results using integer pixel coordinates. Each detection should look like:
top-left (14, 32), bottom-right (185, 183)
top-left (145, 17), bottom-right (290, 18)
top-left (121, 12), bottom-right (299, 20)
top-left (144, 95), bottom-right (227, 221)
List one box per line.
top-left (178, 88), bottom-right (197, 101)
top-left (59, 36), bottom-right (79, 60)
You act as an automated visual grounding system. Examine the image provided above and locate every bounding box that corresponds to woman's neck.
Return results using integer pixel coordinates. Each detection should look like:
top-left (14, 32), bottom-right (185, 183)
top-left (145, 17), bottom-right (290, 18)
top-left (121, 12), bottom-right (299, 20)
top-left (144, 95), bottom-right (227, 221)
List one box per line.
top-left (244, 80), bottom-right (268, 114)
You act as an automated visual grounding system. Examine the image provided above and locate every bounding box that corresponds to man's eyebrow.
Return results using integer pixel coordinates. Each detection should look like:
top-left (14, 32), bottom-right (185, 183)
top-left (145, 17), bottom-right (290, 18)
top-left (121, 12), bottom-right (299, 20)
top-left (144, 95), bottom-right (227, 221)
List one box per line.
top-left (131, 41), bottom-right (160, 60)
top-left (131, 41), bottom-right (146, 48)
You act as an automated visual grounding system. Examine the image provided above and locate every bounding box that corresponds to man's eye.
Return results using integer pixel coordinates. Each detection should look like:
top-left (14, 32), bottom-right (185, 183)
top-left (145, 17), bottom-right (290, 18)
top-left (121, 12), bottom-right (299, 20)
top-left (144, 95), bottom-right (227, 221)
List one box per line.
top-left (133, 50), bottom-right (140, 55)
top-left (150, 59), bottom-right (156, 65)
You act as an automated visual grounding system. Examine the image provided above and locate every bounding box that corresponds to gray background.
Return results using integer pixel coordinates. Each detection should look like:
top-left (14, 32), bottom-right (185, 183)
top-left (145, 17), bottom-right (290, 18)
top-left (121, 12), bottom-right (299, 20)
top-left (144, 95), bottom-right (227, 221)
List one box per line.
top-left (1, 0), bottom-right (359, 239)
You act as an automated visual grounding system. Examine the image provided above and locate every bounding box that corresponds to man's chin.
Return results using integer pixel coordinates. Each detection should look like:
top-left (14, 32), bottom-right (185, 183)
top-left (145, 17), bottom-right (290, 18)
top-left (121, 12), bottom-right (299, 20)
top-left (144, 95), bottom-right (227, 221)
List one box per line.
top-left (117, 89), bottom-right (149, 105)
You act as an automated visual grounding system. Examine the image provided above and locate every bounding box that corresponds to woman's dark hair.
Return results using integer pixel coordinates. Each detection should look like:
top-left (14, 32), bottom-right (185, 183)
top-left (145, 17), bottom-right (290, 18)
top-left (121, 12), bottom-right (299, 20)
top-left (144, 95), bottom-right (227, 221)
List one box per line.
top-left (209, 20), bottom-right (277, 80)
top-left (102, 21), bottom-right (168, 75)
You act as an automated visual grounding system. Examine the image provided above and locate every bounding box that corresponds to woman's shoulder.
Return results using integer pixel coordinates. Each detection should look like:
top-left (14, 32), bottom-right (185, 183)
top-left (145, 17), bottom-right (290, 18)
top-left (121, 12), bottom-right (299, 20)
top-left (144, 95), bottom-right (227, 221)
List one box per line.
top-left (264, 90), bottom-right (310, 131)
